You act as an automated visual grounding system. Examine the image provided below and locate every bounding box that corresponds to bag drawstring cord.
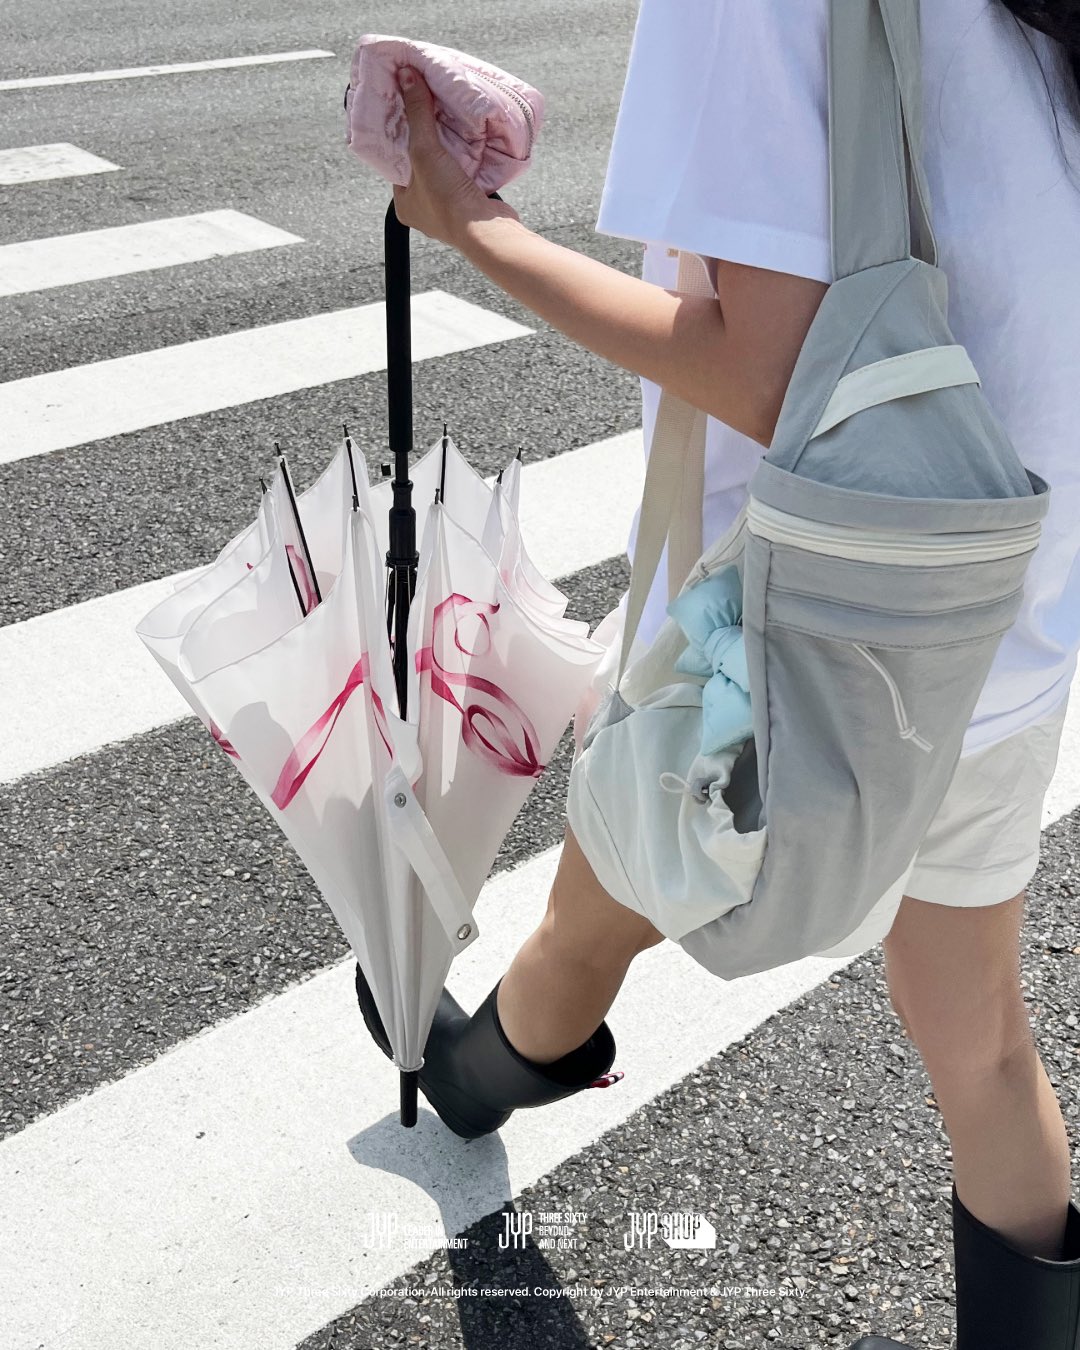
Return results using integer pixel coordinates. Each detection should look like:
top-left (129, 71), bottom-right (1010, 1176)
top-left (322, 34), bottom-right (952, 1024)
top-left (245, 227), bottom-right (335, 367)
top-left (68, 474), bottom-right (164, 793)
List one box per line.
top-left (851, 643), bottom-right (935, 753)
top-left (658, 771), bottom-right (713, 802)
top-left (656, 643), bottom-right (933, 793)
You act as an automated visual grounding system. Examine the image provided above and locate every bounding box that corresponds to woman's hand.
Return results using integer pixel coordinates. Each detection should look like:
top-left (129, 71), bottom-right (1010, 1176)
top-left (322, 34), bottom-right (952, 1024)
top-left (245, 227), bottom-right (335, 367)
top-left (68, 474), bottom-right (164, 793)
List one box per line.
top-left (393, 65), bottom-right (521, 248)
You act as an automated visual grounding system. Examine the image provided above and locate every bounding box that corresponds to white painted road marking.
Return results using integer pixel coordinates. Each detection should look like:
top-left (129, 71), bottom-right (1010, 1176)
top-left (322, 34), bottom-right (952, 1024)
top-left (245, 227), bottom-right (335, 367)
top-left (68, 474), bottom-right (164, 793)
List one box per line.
top-left (0, 143), bottom-right (120, 185)
top-left (0, 50), bottom-right (335, 92)
top-left (0, 292), bottom-right (533, 464)
top-left (0, 842), bottom-right (855, 1350)
top-left (0, 210), bottom-right (303, 297)
top-left (0, 571), bottom-right (201, 781)
top-left (0, 431), bottom-right (644, 782)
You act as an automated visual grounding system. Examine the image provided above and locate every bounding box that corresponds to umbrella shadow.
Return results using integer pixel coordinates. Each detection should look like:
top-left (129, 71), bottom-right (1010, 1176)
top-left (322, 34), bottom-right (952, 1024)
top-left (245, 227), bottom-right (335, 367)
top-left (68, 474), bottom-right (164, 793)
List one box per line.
top-left (347, 1115), bottom-right (592, 1347)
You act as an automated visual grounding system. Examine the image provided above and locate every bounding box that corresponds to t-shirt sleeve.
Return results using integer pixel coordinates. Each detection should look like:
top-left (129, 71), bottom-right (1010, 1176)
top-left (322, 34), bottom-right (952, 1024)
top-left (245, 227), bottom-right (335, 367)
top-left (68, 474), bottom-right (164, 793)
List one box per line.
top-left (595, 0), bottom-right (832, 283)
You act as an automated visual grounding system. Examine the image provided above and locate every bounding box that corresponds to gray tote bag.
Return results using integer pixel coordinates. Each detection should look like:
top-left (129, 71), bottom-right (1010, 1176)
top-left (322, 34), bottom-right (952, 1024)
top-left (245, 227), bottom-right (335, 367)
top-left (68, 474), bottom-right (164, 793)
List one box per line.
top-left (565, 0), bottom-right (1050, 977)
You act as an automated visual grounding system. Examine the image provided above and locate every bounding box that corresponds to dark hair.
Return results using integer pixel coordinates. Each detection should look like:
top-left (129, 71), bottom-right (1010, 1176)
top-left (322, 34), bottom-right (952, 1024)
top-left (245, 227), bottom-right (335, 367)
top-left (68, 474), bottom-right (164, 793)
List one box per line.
top-left (1000, 2), bottom-right (1080, 135)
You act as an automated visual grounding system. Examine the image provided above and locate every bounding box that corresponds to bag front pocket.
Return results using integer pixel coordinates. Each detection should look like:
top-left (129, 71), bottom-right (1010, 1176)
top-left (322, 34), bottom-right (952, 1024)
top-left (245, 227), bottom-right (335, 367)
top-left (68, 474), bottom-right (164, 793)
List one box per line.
top-left (735, 520), bottom-right (1026, 963)
top-left (748, 613), bottom-right (1007, 915)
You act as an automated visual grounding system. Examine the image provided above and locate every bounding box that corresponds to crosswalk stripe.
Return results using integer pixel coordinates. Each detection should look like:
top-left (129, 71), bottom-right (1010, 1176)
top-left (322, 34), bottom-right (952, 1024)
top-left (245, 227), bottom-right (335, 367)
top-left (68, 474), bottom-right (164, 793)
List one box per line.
top-left (0, 209), bottom-right (302, 297)
top-left (0, 292), bottom-right (533, 464)
top-left (0, 840), bottom-right (856, 1350)
top-left (0, 431), bottom-right (643, 784)
top-left (0, 50), bottom-right (335, 92)
top-left (0, 143), bottom-right (120, 185)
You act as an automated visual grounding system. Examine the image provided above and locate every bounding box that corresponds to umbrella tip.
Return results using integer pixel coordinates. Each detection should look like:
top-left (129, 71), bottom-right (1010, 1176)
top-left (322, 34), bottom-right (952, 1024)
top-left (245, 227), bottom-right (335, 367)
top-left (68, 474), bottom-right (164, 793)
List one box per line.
top-left (343, 421), bottom-right (350, 441)
top-left (496, 469), bottom-right (503, 485)
top-left (259, 476), bottom-right (268, 495)
top-left (516, 446), bottom-right (523, 462)
top-left (434, 487), bottom-right (441, 505)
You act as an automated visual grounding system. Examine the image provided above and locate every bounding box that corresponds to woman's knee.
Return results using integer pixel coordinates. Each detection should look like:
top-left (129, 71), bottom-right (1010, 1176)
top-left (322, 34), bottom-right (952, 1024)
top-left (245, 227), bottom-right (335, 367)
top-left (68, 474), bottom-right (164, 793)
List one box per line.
top-left (881, 889), bottom-right (1033, 1080)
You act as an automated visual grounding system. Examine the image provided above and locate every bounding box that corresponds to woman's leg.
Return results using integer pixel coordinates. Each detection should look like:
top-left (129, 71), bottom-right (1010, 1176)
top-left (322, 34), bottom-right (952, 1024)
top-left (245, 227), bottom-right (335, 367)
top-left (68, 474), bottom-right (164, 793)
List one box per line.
top-left (495, 821), bottom-right (665, 1064)
top-left (881, 888), bottom-right (1073, 1259)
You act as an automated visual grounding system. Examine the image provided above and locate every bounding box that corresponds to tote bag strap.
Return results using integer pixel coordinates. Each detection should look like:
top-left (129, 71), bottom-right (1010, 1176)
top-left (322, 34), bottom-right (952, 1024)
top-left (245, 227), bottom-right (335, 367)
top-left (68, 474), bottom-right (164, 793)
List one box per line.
top-left (830, 0), bottom-right (938, 278)
top-left (616, 249), bottom-right (714, 686)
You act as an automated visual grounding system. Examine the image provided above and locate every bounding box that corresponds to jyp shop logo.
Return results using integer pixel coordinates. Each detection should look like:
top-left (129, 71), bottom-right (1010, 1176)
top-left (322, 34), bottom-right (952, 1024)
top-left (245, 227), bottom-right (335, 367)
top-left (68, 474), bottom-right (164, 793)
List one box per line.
top-left (624, 1211), bottom-right (717, 1250)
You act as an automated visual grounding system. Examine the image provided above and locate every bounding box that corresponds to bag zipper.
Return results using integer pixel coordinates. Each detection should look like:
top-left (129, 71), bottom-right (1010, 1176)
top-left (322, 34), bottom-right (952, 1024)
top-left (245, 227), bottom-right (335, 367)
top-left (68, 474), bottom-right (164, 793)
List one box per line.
top-left (470, 68), bottom-right (536, 157)
top-left (746, 497), bottom-right (1041, 566)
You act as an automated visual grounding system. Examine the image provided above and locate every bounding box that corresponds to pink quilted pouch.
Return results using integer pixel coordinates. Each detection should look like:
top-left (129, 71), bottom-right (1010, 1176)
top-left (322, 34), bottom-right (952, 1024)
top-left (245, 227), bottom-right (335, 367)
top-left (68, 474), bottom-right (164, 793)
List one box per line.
top-left (344, 34), bottom-right (545, 195)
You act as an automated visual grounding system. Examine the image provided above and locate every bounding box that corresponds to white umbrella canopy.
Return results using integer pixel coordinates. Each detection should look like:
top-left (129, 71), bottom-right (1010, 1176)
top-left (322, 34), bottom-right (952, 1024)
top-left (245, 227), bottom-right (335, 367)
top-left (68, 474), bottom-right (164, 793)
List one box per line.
top-left (137, 461), bottom-right (318, 784)
top-left (404, 458), bottom-right (604, 907)
top-left (489, 452), bottom-right (586, 627)
top-left (137, 431), bottom-right (606, 1125)
top-left (137, 442), bottom-right (363, 701)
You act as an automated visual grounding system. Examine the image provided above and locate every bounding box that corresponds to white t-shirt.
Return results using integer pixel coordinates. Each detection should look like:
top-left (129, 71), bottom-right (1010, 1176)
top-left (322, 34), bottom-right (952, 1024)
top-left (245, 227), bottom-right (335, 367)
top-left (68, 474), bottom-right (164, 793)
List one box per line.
top-left (595, 0), bottom-right (1080, 757)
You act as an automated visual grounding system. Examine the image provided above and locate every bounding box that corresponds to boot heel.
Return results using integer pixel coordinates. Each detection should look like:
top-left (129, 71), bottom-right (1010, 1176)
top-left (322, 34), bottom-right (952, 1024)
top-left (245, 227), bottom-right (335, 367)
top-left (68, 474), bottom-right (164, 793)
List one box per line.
top-left (419, 978), bottom-right (620, 1139)
top-left (355, 963), bottom-right (621, 1139)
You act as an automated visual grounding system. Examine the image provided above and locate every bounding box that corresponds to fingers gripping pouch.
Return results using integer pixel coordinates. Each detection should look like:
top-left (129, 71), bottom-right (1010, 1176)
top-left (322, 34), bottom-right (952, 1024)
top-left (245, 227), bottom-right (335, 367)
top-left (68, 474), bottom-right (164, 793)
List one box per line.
top-left (567, 0), bottom-right (1052, 980)
top-left (344, 34), bottom-right (544, 193)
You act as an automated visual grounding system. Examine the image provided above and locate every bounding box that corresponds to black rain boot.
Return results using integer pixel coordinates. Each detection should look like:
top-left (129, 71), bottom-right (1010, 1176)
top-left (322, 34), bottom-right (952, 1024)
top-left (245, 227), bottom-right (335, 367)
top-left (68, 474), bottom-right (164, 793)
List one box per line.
top-left (847, 1182), bottom-right (1080, 1350)
top-left (355, 961), bottom-right (622, 1140)
top-left (951, 1179), bottom-right (1080, 1348)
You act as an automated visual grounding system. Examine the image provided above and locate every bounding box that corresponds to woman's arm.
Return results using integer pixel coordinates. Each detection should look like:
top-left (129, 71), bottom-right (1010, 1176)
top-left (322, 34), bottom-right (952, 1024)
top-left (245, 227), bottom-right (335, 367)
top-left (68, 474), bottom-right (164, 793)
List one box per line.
top-left (455, 211), bottom-right (829, 448)
top-left (387, 66), bottom-right (829, 447)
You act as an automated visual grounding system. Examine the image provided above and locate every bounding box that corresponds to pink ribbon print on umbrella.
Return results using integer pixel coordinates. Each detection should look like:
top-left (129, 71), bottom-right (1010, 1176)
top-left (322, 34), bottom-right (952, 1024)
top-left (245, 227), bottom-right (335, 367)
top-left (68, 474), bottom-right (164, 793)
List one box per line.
top-left (415, 593), bottom-right (545, 781)
top-left (271, 653), bottom-right (392, 809)
top-left (206, 591), bottom-right (544, 808)
top-left (209, 721), bottom-right (239, 759)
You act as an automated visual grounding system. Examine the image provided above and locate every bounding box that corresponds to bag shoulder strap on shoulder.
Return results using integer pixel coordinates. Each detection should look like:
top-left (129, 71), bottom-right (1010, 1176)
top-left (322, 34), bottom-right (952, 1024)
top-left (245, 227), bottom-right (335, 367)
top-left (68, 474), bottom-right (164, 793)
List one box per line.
top-left (830, 0), bottom-right (938, 278)
top-left (614, 0), bottom-right (938, 687)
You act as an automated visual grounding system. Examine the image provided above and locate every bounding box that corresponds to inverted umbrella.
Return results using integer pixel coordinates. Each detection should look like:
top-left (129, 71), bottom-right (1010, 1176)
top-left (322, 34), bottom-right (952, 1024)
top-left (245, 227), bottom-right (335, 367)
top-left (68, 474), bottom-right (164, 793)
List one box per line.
top-left (137, 200), bottom-right (605, 1126)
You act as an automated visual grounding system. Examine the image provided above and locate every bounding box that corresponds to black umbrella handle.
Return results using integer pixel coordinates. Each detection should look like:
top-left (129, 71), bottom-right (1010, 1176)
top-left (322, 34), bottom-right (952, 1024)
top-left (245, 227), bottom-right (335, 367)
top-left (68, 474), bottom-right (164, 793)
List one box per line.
top-left (383, 191), bottom-right (505, 472)
top-left (384, 199), bottom-right (413, 477)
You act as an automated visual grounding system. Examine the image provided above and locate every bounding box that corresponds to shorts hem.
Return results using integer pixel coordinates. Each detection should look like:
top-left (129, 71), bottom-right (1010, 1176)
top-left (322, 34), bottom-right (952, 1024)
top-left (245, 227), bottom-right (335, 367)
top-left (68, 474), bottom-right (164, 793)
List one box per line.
top-left (902, 857), bottom-right (1039, 907)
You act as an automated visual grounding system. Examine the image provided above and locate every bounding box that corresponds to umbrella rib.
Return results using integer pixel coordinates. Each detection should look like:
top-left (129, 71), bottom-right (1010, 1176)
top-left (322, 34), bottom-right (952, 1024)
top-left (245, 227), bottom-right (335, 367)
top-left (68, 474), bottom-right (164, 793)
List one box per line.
top-left (440, 421), bottom-right (448, 508)
top-left (277, 447), bottom-right (324, 610)
top-left (343, 423), bottom-right (361, 510)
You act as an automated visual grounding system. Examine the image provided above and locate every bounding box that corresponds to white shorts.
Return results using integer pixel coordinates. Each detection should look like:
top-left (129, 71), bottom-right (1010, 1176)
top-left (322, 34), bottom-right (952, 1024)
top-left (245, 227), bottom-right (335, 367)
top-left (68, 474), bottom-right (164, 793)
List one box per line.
top-left (817, 690), bottom-right (1071, 958)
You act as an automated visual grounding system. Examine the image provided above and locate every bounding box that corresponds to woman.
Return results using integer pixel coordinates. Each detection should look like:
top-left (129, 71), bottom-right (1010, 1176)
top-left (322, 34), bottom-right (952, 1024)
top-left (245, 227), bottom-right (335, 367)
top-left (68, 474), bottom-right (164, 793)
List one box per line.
top-left (364, 2), bottom-right (1080, 1344)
